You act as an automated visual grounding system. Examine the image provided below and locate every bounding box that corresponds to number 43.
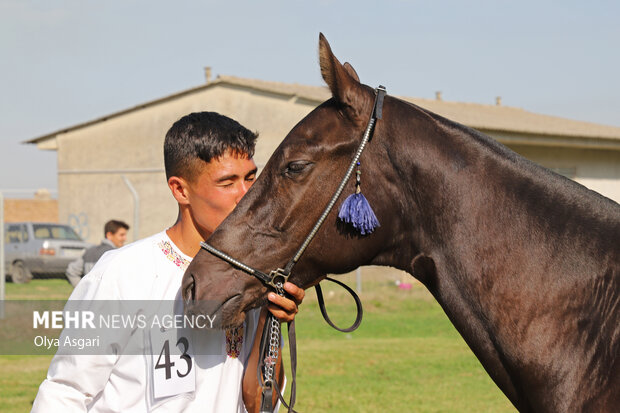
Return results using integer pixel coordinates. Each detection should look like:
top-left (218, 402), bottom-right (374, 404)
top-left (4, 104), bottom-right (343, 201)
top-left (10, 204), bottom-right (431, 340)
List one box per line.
top-left (155, 337), bottom-right (192, 380)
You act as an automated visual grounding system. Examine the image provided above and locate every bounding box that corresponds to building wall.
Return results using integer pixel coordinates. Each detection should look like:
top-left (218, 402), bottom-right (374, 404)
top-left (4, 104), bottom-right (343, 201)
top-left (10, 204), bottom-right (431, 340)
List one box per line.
top-left (56, 84), bottom-right (317, 244)
top-left (507, 144), bottom-right (620, 204)
top-left (3, 199), bottom-right (58, 223)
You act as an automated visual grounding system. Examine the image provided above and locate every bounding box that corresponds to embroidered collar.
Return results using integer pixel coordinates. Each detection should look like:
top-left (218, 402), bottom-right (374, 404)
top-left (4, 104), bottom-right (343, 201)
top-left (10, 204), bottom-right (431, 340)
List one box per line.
top-left (158, 240), bottom-right (191, 270)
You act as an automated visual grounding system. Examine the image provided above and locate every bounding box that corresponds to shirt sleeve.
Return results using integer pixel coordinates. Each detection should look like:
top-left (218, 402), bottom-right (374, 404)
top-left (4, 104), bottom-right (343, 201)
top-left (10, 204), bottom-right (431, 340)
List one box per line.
top-left (31, 353), bottom-right (119, 411)
top-left (65, 256), bottom-right (84, 287)
top-left (32, 253), bottom-right (126, 412)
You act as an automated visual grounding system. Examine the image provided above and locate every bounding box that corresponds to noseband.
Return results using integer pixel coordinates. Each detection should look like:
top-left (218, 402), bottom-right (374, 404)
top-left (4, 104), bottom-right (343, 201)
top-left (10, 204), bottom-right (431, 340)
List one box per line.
top-left (199, 85), bottom-right (386, 412)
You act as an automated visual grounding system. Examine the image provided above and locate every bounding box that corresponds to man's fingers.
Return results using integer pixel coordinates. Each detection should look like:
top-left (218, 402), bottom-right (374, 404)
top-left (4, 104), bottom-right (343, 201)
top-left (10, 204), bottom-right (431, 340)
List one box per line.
top-left (268, 292), bottom-right (297, 314)
top-left (283, 282), bottom-right (305, 304)
top-left (267, 303), bottom-right (295, 323)
top-left (267, 282), bottom-right (304, 322)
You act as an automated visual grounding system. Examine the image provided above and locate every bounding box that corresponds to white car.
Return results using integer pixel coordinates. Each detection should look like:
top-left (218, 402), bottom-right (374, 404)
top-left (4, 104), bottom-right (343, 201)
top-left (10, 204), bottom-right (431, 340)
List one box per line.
top-left (4, 222), bottom-right (92, 283)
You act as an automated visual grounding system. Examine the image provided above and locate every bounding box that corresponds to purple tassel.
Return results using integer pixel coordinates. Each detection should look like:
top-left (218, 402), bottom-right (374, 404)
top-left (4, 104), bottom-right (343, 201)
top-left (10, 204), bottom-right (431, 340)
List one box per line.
top-left (338, 192), bottom-right (380, 235)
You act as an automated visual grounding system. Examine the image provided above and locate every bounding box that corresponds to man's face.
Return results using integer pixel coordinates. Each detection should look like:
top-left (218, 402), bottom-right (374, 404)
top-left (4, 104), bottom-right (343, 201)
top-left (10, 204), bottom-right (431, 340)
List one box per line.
top-left (186, 151), bottom-right (257, 237)
top-left (107, 228), bottom-right (127, 248)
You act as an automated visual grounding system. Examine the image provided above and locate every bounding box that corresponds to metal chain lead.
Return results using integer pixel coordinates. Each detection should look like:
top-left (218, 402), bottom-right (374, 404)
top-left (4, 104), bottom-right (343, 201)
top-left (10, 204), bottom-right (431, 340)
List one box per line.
top-left (263, 281), bottom-right (285, 384)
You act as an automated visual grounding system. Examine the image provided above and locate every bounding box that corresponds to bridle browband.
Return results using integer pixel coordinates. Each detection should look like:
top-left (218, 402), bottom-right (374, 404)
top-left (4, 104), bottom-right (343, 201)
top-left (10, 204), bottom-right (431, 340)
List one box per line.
top-left (199, 85), bottom-right (386, 412)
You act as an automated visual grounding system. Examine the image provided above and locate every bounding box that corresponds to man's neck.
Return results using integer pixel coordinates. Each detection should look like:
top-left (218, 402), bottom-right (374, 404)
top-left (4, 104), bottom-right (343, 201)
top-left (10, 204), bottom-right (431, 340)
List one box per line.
top-left (166, 212), bottom-right (212, 258)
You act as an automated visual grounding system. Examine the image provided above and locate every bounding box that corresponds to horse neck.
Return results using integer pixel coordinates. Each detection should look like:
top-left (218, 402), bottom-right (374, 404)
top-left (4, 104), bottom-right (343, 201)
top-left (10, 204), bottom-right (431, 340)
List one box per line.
top-left (384, 100), bottom-right (611, 277)
top-left (379, 103), bottom-right (566, 408)
top-left (381, 99), bottom-right (615, 340)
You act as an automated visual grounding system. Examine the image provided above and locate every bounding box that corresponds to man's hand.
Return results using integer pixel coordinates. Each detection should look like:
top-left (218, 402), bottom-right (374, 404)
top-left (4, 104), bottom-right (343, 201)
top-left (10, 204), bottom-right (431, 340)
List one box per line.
top-left (267, 282), bottom-right (305, 322)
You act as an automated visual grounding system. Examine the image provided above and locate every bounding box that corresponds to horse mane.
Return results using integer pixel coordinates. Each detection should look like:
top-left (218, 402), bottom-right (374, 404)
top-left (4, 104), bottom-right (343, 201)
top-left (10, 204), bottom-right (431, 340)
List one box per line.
top-left (387, 97), bottom-right (620, 278)
top-left (400, 98), bottom-right (620, 214)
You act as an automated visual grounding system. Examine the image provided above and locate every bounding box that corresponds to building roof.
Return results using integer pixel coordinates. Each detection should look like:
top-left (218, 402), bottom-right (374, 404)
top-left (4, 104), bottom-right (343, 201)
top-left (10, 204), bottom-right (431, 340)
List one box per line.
top-left (401, 97), bottom-right (620, 141)
top-left (215, 76), bottom-right (620, 141)
top-left (26, 74), bottom-right (620, 146)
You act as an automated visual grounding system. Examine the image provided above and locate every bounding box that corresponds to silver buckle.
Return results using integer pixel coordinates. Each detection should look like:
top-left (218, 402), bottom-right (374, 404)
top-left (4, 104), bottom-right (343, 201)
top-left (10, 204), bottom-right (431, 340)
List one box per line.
top-left (267, 268), bottom-right (289, 290)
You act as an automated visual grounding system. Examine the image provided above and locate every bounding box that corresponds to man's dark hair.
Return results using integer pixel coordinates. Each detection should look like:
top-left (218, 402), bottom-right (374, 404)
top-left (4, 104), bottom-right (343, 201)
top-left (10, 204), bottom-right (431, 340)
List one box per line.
top-left (104, 220), bottom-right (129, 236)
top-left (164, 112), bottom-right (258, 181)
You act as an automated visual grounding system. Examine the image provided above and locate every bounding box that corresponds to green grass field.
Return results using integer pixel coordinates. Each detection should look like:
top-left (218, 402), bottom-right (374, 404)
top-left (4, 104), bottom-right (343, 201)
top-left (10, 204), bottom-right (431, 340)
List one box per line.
top-left (0, 271), bottom-right (515, 412)
top-left (0, 279), bottom-right (74, 412)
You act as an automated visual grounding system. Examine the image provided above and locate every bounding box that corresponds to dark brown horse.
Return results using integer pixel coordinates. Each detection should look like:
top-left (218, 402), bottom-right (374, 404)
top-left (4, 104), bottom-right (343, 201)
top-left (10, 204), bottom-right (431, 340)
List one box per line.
top-left (183, 34), bottom-right (620, 412)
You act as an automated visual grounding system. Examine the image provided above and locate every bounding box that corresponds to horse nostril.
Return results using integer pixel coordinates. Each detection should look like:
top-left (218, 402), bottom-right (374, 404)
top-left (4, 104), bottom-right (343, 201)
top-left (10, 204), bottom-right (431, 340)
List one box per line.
top-left (191, 275), bottom-right (196, 301)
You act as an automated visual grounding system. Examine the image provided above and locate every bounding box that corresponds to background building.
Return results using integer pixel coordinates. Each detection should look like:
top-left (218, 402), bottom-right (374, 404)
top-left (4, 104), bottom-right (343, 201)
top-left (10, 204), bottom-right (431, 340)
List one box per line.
top-left (3, 190), bottom-right (58, 223)
top-left (26, 75), bottom-right (620, 244)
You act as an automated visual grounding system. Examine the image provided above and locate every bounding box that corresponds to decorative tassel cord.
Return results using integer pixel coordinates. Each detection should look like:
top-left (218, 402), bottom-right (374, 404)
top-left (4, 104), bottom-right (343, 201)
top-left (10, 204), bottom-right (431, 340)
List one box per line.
top-left (337, 192), bottom-right (380, 235)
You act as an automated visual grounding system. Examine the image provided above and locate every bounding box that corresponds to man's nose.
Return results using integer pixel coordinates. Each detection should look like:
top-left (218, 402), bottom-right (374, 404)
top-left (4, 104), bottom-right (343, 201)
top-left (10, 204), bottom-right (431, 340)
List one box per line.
top-left (235, 181), bottom-right (252, 204)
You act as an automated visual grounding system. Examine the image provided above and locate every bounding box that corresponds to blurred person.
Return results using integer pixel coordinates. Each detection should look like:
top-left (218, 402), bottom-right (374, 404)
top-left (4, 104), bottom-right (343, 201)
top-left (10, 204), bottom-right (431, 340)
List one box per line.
top-left (65, 219), bottom-right (130, 287)
top-left (33, 112), bottom-right (304, 412)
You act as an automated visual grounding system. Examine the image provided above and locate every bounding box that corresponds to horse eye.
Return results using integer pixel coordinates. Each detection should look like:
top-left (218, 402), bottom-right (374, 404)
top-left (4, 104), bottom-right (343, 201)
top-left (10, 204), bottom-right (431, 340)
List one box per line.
top-left (284, 161), bottom-right (312, 176)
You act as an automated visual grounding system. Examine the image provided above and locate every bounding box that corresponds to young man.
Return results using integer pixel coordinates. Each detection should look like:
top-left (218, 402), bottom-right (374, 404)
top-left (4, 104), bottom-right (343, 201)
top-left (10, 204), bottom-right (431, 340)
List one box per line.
top-left (32, 112), bottom-right (304, 412)
top-left (65, 219), bottom-right (130, 287)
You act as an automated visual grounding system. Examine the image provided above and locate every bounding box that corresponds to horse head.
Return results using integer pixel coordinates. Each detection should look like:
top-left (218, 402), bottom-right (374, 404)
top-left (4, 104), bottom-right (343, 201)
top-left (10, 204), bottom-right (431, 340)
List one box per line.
top-left (182, 34), bottom-right (417, 328)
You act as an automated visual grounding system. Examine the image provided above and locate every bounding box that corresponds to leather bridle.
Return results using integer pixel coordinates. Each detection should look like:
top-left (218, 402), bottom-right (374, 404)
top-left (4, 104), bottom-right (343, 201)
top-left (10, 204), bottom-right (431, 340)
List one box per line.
top-left (199, 85), bottom-right (386, 412)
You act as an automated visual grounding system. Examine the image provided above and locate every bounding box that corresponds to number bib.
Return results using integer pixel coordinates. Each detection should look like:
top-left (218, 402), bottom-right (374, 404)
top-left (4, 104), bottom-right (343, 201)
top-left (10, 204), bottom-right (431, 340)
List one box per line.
top-left (150, 328), bottom-right (196, 399)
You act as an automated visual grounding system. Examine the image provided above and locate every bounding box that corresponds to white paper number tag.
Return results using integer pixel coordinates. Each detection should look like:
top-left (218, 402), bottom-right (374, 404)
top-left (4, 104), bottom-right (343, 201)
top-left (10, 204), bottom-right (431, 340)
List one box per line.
top-left (151, 328), bottom-right (196, 399)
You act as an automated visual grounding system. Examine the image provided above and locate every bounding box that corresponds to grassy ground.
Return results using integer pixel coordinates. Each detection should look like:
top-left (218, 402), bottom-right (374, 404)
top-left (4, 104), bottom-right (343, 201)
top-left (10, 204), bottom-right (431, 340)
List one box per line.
top-left (0, 272), bottom-right (515, 412)
top-left (3, 277), bottom-right (73, 300)
top-left (1, 279), bottom-right (73, 412)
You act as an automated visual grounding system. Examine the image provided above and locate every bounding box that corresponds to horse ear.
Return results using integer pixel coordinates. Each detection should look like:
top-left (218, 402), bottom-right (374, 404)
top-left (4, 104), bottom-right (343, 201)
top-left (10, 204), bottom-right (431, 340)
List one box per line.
top-left (318, 33), bottom-right (366, 122)
top-left (343, 62), bottom-right (360, 82)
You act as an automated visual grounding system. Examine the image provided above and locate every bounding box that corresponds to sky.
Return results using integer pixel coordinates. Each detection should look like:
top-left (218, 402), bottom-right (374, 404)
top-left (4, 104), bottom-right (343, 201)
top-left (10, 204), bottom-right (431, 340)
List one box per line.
top-left (1, 0), bottom-right (619, 196)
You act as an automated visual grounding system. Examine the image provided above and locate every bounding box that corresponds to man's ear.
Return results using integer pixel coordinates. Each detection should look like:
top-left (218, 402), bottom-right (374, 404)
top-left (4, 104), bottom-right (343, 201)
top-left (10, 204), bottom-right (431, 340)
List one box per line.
top-left (168, 176), bottom-right (190, 205)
